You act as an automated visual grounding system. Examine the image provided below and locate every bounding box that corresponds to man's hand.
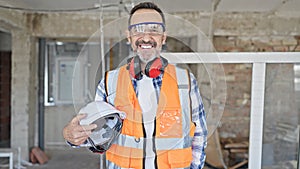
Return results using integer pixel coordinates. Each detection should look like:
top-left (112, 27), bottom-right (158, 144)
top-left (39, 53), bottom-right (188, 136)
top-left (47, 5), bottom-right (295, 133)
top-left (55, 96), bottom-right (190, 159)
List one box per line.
top-left (63, 114), bottom-right (97, 146)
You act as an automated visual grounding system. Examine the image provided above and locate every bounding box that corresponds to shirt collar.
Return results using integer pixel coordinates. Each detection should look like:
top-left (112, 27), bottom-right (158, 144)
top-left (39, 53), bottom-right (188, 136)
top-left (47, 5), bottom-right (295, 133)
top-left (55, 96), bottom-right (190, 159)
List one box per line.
top-left (132, 72), bottom-right (163, 82)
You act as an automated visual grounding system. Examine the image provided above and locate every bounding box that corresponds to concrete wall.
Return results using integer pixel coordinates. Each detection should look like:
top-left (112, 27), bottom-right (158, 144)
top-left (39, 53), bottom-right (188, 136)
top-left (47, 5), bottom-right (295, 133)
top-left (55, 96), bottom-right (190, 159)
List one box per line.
top-left (10, 31), bottom-right (38, 160)
top-left (0, 32), bottom-right (11, 51)
top-left (0, 6), bottom-right (300, 160)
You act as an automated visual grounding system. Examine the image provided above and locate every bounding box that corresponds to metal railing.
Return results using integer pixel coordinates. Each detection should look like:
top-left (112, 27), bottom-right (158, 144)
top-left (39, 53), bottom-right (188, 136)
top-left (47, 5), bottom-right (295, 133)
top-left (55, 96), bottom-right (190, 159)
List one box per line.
top-left (162, 52), bottom-right (300, 169)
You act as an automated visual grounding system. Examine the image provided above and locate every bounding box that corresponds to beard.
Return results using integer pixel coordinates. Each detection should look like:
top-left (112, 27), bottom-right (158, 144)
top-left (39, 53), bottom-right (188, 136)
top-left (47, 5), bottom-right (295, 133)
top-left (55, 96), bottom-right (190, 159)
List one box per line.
top-left (135, 39), bottom-right (160, 64)
top-left (136, 49), bottom-right (159, 63)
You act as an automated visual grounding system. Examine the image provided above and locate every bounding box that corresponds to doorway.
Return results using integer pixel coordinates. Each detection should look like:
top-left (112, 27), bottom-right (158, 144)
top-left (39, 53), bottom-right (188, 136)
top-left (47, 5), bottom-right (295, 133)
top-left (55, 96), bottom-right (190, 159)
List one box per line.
top-left (0, 51), bottom-right (11, 148)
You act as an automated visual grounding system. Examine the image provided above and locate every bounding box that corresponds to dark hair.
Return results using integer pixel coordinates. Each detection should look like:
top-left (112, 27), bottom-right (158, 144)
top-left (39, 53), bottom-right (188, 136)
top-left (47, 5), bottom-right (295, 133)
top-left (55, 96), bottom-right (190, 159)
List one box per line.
top-left (128, 2), bottom-right (165, 26)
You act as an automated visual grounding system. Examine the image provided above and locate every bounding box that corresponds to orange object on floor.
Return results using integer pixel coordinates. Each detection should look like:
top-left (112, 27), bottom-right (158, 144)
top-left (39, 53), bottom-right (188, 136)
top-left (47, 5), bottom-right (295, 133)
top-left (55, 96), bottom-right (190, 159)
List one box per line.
top-left (30, 147), bottom-right (49, 164)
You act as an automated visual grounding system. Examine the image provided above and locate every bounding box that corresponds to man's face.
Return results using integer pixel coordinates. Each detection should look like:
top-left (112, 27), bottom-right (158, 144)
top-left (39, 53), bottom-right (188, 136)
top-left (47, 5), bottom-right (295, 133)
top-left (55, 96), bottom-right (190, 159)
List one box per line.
top-left (127, 9), bottom-right (166, 63)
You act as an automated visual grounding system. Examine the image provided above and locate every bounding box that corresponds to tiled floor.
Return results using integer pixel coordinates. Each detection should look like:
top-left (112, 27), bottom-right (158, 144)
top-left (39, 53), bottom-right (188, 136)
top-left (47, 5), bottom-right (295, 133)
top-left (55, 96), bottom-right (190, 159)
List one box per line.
top-left (18, 147), bottom-right (217, 169)
top-left (26, 147), bottom-right (100, 169)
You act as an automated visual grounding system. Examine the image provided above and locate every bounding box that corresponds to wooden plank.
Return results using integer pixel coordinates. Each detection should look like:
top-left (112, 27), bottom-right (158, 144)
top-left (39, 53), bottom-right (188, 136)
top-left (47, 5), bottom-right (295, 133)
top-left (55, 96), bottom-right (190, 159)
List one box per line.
top-left (224, 142), bottom-right (249, 149)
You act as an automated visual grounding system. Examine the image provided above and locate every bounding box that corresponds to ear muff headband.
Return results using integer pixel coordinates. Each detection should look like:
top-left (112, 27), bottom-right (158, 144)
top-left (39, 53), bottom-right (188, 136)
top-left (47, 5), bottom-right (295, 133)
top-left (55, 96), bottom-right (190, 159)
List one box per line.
top-left (145, 56), bottom-right (168, 78)
top-left (127, 56), bottom-right (168, 79)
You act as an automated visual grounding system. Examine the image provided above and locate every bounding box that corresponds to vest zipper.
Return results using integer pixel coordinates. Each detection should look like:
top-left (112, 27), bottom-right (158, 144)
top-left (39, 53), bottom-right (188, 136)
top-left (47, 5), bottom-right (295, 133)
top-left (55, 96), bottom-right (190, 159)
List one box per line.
top-left (142, 116), bottom-right (146, 169)
top-left (153, 118), bottom-right (158, 169)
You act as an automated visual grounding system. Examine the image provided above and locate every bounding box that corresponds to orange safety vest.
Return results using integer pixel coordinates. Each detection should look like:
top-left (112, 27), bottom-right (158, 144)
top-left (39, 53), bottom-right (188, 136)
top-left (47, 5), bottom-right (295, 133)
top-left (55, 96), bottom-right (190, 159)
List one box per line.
top-left (104, 64), bottom-right (195, 169)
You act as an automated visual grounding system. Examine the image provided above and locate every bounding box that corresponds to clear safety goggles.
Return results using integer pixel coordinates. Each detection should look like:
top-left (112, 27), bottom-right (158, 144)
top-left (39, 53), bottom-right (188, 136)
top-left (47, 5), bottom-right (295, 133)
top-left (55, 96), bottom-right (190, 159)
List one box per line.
top-left (128, 22), bottom-right (165, 36)
top-left (87, 114), bottom-right (123, 154)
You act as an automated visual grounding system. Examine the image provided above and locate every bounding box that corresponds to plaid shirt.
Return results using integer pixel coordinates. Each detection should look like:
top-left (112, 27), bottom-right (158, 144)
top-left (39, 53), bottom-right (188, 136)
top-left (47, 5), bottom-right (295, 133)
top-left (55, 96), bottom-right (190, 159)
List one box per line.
top-left (95, 70), bottom-right (207, 169)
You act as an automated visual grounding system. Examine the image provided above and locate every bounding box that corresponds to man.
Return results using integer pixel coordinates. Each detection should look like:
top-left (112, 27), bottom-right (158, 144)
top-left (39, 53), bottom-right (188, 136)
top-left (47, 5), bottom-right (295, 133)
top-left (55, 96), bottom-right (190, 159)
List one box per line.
top-left (63, 2), bottom-right (207, 169)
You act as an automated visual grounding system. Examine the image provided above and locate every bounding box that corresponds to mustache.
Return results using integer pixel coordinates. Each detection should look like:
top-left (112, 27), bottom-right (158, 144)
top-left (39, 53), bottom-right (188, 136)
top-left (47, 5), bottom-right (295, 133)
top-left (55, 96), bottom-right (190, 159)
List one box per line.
top-left (135, 40), bottom-right (157, 48)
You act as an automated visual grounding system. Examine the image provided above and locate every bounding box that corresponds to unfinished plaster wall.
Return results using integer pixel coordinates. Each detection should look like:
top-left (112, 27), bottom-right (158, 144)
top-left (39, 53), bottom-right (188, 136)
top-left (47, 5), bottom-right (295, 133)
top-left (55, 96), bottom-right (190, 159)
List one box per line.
top-left (25, 12), bottom-right (300, 145)
top-left (1, 6), bottom-right (300, 161)
top-left (39, 11), bottom-right (300, 145)
top-left (176, 11), bottom-right (300, 141)
top-left (211, 33), bottom-right (299, 167)
top-left (0, 32), bottom-right (11, 51)
top-left (212, 36), bottom-right (299, 139)
top-left (11, 30), bottom-right (37, 160)
top-left (0, 5), bottom-right (39, 160)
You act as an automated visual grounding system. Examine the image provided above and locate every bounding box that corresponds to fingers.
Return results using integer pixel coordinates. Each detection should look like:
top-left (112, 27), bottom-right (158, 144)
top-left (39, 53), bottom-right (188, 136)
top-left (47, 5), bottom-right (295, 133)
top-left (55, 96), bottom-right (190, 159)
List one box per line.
top-left (70, 113), bottom-right (87, 124)
top-left (79, 124), bottom-right (97, 131)
top-left (63, 114), bottom-right (97, 146)
top-left (63, 124), bottom-right (95, 145)
top-left (67, 126), bottom-right (91, 145)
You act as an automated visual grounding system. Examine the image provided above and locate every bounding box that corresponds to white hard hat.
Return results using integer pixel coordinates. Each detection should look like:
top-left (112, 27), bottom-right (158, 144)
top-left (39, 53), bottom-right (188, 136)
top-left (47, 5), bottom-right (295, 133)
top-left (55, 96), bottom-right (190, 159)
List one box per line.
top-left (79, 101), bottom-right (125, 153)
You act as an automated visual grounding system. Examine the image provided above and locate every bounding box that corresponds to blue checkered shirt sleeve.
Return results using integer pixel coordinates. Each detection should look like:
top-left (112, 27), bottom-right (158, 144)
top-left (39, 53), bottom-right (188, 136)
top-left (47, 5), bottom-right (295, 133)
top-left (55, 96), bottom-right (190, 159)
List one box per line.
top-left (189, 73), bottom-right (207, 169)
top-left (95, 79), bottom-right (107, 101)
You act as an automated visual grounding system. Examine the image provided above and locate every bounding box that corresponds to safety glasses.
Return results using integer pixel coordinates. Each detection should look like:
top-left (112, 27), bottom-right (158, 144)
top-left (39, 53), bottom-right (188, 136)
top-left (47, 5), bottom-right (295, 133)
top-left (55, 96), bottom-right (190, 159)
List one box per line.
top-left (128, 22), bottom-right (165, 36)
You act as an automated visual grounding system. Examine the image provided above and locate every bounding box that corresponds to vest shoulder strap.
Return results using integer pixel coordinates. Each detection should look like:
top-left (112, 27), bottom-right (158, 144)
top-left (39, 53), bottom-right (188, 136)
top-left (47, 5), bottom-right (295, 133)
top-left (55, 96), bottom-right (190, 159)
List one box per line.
top-left (175, 67), bottom-right (190, 90)
top-left (175, 67), bottom-right (192, 123)
top-left (104, 67), bottom-right (122, 104)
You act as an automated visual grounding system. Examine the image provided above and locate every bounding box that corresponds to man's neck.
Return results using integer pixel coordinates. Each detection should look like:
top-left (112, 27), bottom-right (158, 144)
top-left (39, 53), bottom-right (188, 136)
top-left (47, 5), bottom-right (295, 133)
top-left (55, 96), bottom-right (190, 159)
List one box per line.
top-left (140, 62), bottom-right (146, 74)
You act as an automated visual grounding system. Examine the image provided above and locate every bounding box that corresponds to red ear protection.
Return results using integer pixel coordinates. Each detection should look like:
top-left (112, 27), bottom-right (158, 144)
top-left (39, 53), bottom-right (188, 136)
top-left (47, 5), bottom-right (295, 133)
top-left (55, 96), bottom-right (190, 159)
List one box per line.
top-left (127, 56), bottom-right (168, 80)
top-left (145, 57), bottom-right (163, 78)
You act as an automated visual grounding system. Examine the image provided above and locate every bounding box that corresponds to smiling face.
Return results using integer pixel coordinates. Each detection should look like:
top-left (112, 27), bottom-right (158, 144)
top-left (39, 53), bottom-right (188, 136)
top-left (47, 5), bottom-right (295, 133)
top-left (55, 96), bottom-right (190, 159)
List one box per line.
top-left (127, 9), bottom-right (167, 64)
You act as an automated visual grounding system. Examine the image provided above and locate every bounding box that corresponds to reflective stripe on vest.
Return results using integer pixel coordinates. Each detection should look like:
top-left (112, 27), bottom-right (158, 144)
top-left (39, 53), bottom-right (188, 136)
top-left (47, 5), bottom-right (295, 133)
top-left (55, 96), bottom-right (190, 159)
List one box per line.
top-left (105, 69), bottom-right (119, 105)
top-left (107, 160), bottom-right (190, 169)
top-left (105, 64), bottom-right (194, 169)
top-left (114, 133), bottom-right (193, 150)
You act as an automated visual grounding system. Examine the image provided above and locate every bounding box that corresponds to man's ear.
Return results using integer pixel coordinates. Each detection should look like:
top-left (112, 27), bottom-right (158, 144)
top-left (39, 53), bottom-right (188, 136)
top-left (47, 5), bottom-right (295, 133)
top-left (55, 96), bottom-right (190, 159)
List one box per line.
top-left (126, 30), bottom-right (131, 44)
top-left (162, 32), bottom-right (167, 45)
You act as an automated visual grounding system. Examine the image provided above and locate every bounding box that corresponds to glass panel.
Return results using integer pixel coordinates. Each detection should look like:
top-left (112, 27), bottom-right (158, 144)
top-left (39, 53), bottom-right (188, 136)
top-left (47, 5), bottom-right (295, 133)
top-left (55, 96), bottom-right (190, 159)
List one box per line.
top-left (204, 63), bottom-right (252, 168)
top-left (262, 63), bottom-right (299, 169)
top-left (45, 41), bottom-right (83, 105)
top-left (219, 64), bottom-right (251, 168)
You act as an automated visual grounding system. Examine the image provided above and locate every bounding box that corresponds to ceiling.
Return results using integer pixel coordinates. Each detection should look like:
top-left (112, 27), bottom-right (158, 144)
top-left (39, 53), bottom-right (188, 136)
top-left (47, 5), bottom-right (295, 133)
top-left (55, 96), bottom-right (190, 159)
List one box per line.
top-left (1, 0), bottom-right (300, 16)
